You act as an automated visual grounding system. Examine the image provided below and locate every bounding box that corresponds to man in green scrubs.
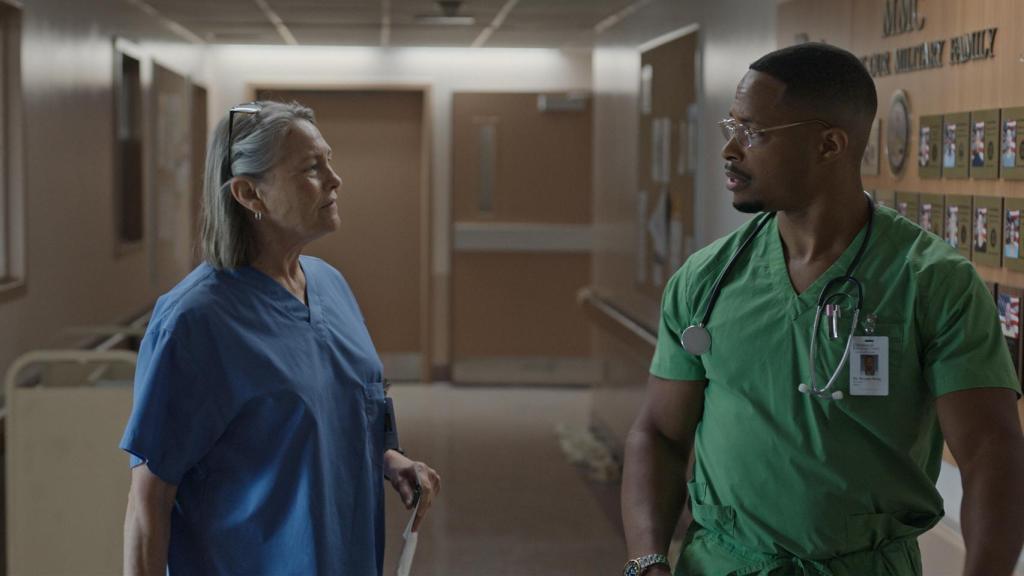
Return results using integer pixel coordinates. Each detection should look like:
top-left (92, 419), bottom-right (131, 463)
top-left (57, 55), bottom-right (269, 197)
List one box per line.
top-left (621, 44), bottom-right (1024, 576)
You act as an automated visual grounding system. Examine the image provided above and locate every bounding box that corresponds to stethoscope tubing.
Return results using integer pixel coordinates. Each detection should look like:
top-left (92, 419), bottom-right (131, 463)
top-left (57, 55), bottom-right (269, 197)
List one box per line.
top-left (682, 194), bottom-right (877, 401)
top-left (697, 211), bottom-right (776, 328)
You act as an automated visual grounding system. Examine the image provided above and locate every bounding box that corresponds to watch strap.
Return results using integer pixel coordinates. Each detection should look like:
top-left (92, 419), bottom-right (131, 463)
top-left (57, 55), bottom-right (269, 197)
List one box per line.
top-left (623, 553), bottom-right (670, 576)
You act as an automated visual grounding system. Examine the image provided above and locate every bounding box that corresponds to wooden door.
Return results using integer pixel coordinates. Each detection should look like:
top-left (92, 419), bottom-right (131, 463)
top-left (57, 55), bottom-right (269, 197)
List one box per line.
top-left (451, 92), bottom-right (594, 384)
top-left (255, 89), bottom-right (428, 381)
top-left (190, 84), bottom-right (207, 266)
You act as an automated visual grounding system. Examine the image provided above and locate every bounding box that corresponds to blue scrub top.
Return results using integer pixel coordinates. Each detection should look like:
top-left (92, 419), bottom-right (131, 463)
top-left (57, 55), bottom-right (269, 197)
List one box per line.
top-left (120, 256), bottom-right (387, 575)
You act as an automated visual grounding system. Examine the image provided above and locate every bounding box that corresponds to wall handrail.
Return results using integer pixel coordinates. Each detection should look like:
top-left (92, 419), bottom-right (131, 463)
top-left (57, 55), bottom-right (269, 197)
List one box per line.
top-left (577, 287), bottom-right (657, 359)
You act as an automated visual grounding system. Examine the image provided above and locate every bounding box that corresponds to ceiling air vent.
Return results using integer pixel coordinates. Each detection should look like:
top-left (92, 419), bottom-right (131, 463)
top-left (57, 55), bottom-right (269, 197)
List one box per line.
top-left (414, 1), bottom-right (476, 26)
top-left (538, 93), bottom-right (590, 113)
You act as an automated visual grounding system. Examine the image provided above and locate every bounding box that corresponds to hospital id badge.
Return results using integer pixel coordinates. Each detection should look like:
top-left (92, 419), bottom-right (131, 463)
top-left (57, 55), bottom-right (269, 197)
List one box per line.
top-left (849, 336), bottom-right (889, 396)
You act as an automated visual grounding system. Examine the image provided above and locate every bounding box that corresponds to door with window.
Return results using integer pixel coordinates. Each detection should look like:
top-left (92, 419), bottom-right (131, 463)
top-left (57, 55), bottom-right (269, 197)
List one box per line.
top-left (451, 92), bottom-right (594, 384)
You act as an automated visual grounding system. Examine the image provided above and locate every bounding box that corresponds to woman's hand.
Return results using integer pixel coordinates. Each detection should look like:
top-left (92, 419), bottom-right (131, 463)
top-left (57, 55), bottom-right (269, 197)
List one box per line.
top-left (384, 450), bottom-right (441, 531)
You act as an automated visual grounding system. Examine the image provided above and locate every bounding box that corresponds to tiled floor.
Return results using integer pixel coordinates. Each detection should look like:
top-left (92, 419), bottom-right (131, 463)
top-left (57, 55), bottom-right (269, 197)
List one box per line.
top-left (381, 383), bottom-right (625, 575)
top-left (381, 383), bottom-right (1021, 576)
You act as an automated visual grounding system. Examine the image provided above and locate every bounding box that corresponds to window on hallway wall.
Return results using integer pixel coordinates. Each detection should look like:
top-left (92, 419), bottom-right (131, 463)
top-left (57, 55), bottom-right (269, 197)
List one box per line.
top-left (113, 39), bottom-right (144, 249)
top-left (0, 1), bottom-right (24, 289)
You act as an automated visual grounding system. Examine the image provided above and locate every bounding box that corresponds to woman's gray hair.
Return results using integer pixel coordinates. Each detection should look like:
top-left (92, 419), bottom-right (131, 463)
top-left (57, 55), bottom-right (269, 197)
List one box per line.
top-left (201, 100), bottom-right (316, 269)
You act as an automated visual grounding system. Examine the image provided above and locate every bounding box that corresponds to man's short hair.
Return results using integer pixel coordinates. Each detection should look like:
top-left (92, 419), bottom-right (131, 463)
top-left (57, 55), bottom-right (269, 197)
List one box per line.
top-left (750, 43), bottom-right (877, 140)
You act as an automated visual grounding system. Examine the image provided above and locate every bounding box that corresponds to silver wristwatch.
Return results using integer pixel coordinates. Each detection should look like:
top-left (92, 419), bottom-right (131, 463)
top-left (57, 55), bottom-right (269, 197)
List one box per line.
top-left (623, 553), bottom-right (670, 576)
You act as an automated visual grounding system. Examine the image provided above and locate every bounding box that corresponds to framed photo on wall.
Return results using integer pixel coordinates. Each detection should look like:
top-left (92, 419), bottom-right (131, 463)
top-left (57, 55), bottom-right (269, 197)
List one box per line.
top-left (895, 191), bottom-right (920, 225)
top-left (1005, 198), bottom-right (1024, 272)
top-left (969, 109), bottom-right (1000, 179)
top-left (944, 194), bottom-right (972, 259)
top-left (972, 196), bottom-right (1002, 267)
top-left (997, 284), bottom-right (1023, 380)
top-left (873, 189), bottom-right (895, 210)
top-left (942, 112), bottom-right (970, 179)
top-left (918, 193), bottom-right (944, 238)
top-left (985, 281), bottom-right (998, 302)
top-left (918, 115), bottom-right (942, 179)
top-left (1001, 107), bottom-right (1024, 180)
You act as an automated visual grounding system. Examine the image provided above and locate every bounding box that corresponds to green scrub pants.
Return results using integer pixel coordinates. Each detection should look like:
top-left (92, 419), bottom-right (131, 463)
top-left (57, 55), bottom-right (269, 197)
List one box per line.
top-left (677, 525), bottom-right (923, 576)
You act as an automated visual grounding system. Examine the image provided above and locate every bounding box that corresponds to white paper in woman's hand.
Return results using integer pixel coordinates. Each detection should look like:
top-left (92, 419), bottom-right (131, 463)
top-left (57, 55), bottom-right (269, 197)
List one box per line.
top-left (396, 500), bottom-right (421, 576)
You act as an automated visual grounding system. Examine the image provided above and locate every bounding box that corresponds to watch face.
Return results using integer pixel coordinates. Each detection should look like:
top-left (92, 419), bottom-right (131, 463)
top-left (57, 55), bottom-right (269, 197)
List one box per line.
top-left (624, 560), bottom-right (640, 576)
top-left (887, 90), bottom-right (910, 176)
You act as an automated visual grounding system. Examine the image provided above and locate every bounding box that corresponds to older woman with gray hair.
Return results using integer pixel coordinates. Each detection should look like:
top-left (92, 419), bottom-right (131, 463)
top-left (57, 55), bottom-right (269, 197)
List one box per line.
top-left (120, 100), bottom-right (440, 575)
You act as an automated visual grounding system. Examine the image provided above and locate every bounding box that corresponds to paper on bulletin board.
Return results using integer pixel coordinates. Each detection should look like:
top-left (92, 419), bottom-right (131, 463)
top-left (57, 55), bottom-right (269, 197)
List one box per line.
top-left (651, 117), bottom-right (672, 184)
top-left (669, 220), bottom-right (684, 272)
top-left (686, 103), bottom-right (699, 175)
top-left (636, 190), bottom-right (648, 284)
top-left (647, 188), bottom-right (669, 286)
top-left (640, 64), bottom-right (653, 115)
top-left (677, 119), bottom-right (688, 175)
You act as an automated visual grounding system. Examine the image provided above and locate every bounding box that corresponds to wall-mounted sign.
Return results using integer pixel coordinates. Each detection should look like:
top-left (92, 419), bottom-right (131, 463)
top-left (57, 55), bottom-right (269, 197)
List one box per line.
top-left (950, 29), bottom-right (998, 65)
top-left (861, 1), bottom-right (999, 77)
top-left (883, 0), bottom-right (925, 38)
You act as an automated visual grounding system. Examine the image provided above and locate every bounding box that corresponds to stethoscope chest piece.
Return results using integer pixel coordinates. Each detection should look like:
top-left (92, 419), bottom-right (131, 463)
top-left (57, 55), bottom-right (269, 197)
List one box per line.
top-left (680, 324), bottom-right (711, 355)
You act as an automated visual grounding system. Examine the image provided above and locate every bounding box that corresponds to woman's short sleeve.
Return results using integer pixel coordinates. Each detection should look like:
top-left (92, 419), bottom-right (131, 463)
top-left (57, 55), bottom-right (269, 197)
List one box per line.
top-left (120, 328), bottom-right (230, 485)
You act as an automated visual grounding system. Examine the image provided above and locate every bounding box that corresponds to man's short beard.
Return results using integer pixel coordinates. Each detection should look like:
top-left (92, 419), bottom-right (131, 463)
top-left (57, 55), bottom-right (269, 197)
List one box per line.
top-left (733, 200), bottom-right (765, 214)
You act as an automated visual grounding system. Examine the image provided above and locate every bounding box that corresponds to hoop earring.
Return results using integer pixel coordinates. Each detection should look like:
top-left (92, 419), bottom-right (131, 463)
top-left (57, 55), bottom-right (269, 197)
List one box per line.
top-left (254, 211), bottom-right (262, 222)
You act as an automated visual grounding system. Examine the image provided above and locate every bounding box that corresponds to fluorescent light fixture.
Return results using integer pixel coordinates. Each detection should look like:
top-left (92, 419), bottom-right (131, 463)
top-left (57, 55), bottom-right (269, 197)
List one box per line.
top-left (413, 15), bottom-right (476, 26)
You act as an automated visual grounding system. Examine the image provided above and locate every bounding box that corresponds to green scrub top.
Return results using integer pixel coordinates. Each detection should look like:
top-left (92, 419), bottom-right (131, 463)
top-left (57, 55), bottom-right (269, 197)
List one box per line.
top-left (650, 205), bottom-right (1021, 573)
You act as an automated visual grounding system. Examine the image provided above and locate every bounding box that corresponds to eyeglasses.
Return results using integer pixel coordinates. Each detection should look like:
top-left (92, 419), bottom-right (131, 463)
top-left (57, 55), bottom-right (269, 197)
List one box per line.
top-left (225, 103), bottom-right (261, 179)
top-left (718, 117), bottom-right (831, 149)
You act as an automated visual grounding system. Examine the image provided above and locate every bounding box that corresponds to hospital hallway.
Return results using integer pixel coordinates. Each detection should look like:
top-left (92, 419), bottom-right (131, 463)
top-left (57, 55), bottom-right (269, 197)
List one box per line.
top-left (2, 0), bottom-right (1024, 574)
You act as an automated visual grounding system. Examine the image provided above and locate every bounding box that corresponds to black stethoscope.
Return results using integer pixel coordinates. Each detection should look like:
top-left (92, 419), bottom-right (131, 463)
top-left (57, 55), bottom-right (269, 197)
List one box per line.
top-left (679, 195), bottom-right (876, 401)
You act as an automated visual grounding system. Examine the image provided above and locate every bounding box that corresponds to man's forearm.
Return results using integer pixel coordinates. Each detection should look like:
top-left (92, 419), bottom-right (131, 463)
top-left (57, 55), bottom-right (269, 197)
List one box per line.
top-left (621, 425), bottom-right (691, 558)
top-left (960, 436), bottom-right (1024, 576)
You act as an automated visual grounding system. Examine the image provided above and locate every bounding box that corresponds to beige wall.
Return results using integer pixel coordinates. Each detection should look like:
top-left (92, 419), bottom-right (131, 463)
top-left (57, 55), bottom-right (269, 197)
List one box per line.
top-left (202, 46), bottom-right (592, 371)
top-left (0, 1), bottom-right (208, 387)
top-left (590, 0), bottom-right (777, 445)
